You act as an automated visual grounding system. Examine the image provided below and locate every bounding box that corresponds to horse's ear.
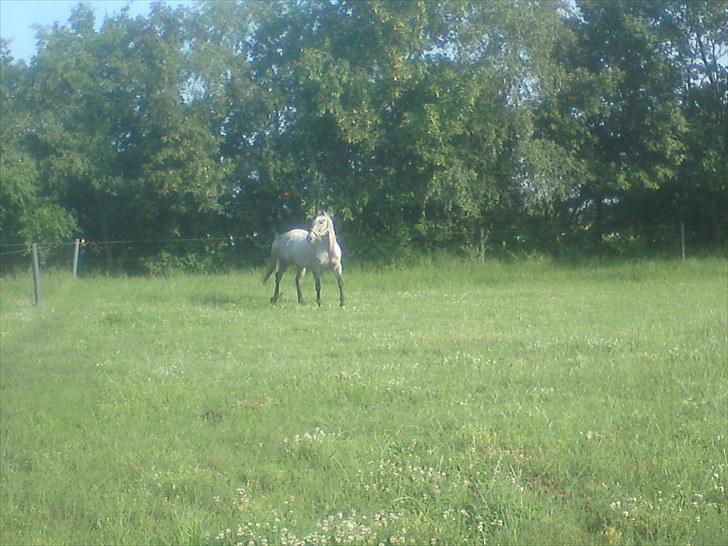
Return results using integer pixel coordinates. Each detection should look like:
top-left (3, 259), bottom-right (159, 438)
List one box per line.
top-left (318, 207), bottom-right (329, 216)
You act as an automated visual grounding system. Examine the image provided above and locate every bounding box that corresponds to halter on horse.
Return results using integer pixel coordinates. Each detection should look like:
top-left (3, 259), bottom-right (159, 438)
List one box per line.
top-left (262, 209), bottom-right (345, 307)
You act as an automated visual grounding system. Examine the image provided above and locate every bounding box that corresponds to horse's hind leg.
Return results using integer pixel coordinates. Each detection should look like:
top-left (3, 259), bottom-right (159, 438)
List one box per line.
top-left (271, 262), bottom-right (287, 303)
top-left (295, 267), bottom-right (306, 304)
top-left (334, 263), bottom-right (345, 307)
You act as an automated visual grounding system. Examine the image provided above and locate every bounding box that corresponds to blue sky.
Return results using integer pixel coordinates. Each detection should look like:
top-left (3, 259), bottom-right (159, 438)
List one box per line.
top-left (0, 0), bottom-right (195, 62)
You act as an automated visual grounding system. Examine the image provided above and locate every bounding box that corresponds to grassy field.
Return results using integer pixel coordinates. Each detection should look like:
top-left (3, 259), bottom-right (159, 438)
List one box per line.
top-left (1, 258), bottom-right (726, 545)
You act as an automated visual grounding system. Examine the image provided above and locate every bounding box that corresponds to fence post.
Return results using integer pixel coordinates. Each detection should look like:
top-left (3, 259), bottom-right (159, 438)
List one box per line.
top-left (72, 238), bottom-right (81, 277)
top-left (680, 221), bottom-right (686, 261)
top-left (479, 227), bottom-right (489, 264)
top-left (31, 243), bottom-right (42, 306)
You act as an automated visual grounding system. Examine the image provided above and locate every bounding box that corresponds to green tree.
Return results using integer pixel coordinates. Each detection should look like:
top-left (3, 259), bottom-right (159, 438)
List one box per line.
top-left (23, 3), bottom-right (228, 259)
top-left (660, 0), bottom-right (727, 247)
top-left (0, 39), bottom-right (76, 247)
top-left (240, 0), bottom-right (573, 256)
top-left (186, 1), bottom-right (291, 249)
top-left (536, 0), bottom-right (692, 251)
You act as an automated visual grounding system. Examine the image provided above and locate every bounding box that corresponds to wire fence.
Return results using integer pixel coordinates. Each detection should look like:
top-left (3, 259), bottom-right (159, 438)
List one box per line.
top-left (0, 222), bottom-right (702, 278)
top-left (0, 236), bottom-right (256, 276)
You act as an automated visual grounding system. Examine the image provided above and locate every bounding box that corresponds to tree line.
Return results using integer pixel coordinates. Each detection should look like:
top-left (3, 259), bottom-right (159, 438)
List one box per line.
top-left (1, 0), bottom-right (725, 268)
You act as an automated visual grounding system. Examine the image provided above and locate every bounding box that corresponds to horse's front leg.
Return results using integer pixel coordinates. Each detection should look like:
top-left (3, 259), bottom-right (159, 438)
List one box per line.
top-left (313, 271), bottom-right (322, 306)
top-left (334, 263), bottom-right (345, 307)
top-left (295, 267), bottom-right (307, 304)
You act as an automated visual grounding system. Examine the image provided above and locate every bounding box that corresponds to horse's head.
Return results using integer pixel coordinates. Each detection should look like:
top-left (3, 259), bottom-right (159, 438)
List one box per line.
top-left (307, 209), bottom-right (332, 243)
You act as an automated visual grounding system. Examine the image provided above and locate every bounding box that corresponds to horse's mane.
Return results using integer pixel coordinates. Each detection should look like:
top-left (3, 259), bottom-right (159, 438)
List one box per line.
top-left (325, 214), bottom-right (337, 256)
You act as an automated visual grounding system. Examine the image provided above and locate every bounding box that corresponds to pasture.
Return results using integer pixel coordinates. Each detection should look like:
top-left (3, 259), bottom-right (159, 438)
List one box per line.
top-left (1, 259), bottom-right (726, 545)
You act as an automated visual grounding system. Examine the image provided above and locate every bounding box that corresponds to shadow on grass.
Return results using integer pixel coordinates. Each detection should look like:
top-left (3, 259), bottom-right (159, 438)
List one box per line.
top-left (189, 293), bottom-right (263, 308)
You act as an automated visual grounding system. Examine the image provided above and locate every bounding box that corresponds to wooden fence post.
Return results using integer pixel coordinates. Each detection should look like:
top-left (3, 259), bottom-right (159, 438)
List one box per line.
top-left (72, 238), bottom-right (81, 277)
top-left (479, 227), bottom-right (489, 264)
top-left (31, 243), bottom-right (42, 306)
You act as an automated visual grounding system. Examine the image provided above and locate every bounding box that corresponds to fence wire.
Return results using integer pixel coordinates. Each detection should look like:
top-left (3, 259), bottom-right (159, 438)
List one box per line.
top-left (0, 223), bottom-right (705, 276)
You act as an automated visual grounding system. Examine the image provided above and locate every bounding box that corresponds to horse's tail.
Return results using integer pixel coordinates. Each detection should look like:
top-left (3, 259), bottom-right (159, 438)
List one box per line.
top-left (262, 257), bottom-right (276, 284)
top-left (262, 237), bottom-right (278, 284)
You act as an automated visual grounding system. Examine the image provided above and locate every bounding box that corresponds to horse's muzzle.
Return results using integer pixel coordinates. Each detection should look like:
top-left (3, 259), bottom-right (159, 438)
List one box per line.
top-left (307, 232), bottom-right (317, 243)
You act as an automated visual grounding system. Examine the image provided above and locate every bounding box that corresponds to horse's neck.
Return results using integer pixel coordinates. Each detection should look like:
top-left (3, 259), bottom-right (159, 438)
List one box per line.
top-left (326, 222), bottom-right (336, 255)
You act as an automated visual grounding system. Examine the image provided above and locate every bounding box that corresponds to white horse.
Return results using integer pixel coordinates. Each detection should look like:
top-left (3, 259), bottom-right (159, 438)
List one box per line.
top-left (263, 209), bottom-right (345, 307)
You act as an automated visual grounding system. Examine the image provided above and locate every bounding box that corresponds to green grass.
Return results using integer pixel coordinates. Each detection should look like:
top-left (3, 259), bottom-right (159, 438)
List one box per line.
top-left (1, 259), bottom-right (726, 545)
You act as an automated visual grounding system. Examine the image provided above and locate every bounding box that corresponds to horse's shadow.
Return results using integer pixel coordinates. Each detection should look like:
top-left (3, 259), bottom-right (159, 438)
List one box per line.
top-left (189, 293), bottom-right (259, 308)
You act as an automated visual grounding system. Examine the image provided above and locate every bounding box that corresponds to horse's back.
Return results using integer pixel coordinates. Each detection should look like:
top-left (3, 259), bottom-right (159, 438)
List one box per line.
top-left (274, 229), bottom-right (312, 265)
top-left (277, 229), bottom-right (309, 245)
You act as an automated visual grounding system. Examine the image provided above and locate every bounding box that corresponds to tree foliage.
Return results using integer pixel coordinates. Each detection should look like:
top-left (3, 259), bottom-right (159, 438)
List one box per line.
top-left (1, 0), bottom-right (725, 265)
